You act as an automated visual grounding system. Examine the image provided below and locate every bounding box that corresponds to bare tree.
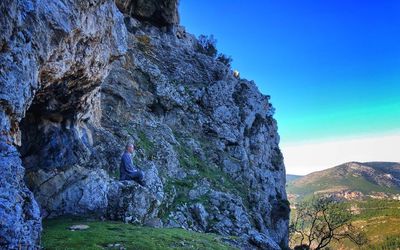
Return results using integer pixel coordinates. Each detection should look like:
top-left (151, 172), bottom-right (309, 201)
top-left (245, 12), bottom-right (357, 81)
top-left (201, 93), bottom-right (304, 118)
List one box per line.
top-left (290, 196), bottom-right (367, 250)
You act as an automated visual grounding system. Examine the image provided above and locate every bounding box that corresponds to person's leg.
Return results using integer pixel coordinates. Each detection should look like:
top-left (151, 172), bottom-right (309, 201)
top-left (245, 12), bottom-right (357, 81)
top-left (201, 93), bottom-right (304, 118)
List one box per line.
top-left (137, 170), bottom-right (145, 186)
top-left (132, 170), bottom-right (145, 187)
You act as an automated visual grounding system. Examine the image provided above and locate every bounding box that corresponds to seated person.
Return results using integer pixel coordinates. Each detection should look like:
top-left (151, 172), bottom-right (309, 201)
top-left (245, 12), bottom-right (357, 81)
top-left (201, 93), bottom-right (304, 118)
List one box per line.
top-left (120, 143), bottom-right (145, 187)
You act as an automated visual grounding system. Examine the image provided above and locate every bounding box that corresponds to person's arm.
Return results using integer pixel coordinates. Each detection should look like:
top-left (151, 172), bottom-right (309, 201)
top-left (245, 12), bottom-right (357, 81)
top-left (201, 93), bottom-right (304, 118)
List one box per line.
top-left (122, 154), bottom-right (136, 174)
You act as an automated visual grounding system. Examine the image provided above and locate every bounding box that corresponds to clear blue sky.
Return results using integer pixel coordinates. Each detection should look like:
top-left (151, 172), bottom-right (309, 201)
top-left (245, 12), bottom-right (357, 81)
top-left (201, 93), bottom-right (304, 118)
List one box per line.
top-left (179, 0), bottom-right (400, 147)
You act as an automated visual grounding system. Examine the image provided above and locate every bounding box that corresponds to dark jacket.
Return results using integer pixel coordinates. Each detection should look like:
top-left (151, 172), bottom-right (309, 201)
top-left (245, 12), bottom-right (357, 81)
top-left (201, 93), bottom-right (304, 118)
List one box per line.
top-left (119, 152), bottom-right (139, 180)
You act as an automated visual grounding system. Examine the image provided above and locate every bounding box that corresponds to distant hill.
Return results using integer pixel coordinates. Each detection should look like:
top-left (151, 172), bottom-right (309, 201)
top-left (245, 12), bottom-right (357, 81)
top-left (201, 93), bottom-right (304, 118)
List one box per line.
top-left (287, 162), bottom-right (400, 201)
top-left (286, 174), bottom-right (303, 182)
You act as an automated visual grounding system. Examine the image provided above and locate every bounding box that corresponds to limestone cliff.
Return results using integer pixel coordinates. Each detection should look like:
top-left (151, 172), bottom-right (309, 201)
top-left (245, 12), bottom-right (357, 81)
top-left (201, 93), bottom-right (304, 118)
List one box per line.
top-left (0, 0), bottom-right (126, 248)
top-left (0, 1), bottom-right (289, 249)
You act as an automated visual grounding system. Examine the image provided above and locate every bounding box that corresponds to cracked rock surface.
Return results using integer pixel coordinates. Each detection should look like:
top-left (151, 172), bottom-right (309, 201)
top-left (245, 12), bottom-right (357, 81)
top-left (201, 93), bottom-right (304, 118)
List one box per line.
top-left (0, 0), bottom-right (126, 247)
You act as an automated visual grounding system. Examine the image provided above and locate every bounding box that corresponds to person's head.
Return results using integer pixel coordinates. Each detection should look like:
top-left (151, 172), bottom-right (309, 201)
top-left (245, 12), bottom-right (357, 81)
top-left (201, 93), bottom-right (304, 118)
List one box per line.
top-left (125, 143), bottom-right (135, 153)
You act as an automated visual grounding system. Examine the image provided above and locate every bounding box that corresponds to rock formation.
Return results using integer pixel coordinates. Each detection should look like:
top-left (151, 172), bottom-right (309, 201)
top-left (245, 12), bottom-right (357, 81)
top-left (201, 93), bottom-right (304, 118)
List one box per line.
top-left (0, 0), bottom-right (126, 248)
top-left (0, 0), bottom-right (289, 249)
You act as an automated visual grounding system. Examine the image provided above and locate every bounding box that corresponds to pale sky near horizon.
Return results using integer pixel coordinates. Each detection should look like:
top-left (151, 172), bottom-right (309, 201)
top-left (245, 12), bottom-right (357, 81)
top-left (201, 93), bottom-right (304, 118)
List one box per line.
top-left (281, 132), bottom-right (400, 175)
top-left (180, 1), bottom-right (400, 175)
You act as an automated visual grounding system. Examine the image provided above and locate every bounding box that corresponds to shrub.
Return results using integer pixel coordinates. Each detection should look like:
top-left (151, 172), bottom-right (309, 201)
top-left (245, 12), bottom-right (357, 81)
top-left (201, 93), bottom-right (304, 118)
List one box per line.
top-left (271, 147), bottom-right (283, 170)
top-left (137, 35), bottom-right (151, 45)
top-left (197, 34), bottom-right (217, 58)
top-left (216, 53), bottom-right (233, 67)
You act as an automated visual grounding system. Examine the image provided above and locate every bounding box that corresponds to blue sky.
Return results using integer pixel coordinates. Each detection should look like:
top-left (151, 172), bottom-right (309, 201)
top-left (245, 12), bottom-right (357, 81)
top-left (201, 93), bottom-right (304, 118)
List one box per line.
top-left (179, 0), bottom-right (400, 174)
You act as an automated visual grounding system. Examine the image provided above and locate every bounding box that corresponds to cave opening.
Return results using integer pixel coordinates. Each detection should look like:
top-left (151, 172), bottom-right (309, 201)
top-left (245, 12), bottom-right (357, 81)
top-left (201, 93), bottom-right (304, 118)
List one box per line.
top-left (19, 73), bottom-right (97, 177)
top-left (16, 70), bottom-right (105, 219)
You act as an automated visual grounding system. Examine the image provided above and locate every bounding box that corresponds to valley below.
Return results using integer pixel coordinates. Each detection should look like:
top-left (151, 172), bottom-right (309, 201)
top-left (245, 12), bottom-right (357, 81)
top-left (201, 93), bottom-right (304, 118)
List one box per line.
top-left (287, 161), bottom-right (400, 249)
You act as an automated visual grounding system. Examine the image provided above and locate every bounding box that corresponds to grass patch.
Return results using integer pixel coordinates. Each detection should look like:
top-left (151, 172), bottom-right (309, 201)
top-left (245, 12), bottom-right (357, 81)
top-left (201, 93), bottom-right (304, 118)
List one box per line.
top-left (174, 143), bottom-right (247, 202)
top-left (332, 216), bottom-right (400, 250)
top-left (42, 217), bottom-right (236, 250)
top-left (158, 177), bottom-right (210, 220)
top-left (352, 199), bottom-right (400, 220)
top-left (367, 235), bottom-right (400, 250)
top-left (136, 130), bottom-right (155, 158)
top-left (158, 138), bottom-right (249, 219)
top-left (110, 168), bottom-right (120, 180)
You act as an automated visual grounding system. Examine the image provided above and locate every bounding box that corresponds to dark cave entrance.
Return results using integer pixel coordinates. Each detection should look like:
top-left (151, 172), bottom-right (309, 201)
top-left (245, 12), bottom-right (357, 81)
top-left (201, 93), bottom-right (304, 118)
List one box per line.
top-left (18, 73), bottom-right (97, 174)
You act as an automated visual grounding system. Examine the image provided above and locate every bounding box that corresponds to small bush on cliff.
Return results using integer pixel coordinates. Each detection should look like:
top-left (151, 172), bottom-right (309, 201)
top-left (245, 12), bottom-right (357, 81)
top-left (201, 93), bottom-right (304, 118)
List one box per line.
top-left (196, 35), bottom-right (234, 70)
top-left (197, 34), bottom-right (218, 57)
top-left (136, 35), bottom-right (152, 53)
top-left (216, 53), bottom-right (233, 67)
top-left (271, 147), bottom-right (283, 171)
top-left (136, 130), bottom-right (155, 156)
top-left (137, 35), bottom-right (151, 45)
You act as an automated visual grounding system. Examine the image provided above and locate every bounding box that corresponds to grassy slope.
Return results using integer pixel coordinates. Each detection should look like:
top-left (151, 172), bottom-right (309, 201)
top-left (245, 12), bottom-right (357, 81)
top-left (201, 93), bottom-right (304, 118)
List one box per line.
top-left (42, 217), bottom-right (237, 250)
top-left (334, 216), bottom-right (400, 249)
top-left (340, 199), bottom-right (400, 249)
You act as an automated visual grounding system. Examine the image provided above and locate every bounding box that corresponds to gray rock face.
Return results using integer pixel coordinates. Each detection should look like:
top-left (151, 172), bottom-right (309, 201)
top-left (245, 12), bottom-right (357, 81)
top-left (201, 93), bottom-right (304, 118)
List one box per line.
top-left (0, 140), bottom-right (41, 248)
top-left (25, 163), bottom-right (163, 222)
top-left (92, 18), bottom-right (289, 247)
top-left (26, 166), bottom-right (110, 217)
top-left (1, 0), bottom-right (289, 249)
top-left (0, 0), bottom-right (127, 247)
